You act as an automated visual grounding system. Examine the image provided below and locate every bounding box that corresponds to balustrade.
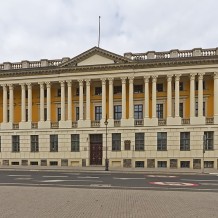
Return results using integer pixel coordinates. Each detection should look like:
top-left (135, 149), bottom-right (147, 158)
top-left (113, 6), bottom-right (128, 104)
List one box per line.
top-left (134, 119), bottom-right (144, 126)
top-left (91, 120), bottom-right (100, 127)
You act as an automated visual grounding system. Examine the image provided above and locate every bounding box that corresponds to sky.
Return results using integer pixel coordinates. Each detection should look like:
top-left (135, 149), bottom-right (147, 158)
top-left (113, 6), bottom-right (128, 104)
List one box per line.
top-left (0, 0), bottom-right (218, 63)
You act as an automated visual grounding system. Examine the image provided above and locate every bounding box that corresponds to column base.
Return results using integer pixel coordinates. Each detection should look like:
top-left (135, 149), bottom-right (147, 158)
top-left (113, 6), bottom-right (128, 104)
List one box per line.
top-left (59, 120), bottom-right (72, 128)
top-left (144, 118), bottom-right (158, 126)
top-left (38, 121), bottom-right (51, 129)
top-left (19, 122), bottom-right (32, 129)
top-left (190, 116), bottom-right (205, 125)
top-left (1, 122), bottom-right (13, 130)
top-left (214, 116), bottom-right (218, 124)
top-left (167, 117), bottom-right (181, 125)
top-left (78, 120), bottom-right (91, 128)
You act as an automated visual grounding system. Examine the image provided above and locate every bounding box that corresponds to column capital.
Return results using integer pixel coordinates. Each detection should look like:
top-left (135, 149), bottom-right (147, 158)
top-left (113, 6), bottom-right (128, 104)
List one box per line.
top-left (167, 75), bottom-right (173, 82)
top-left (214, 72), bottom-right (218, 79)
top-left (108, 77), bottom-right (114, 85)
top-left (60, 81), bottom-right (65, 86)
top-left (198, 73), bottom-right (205, 80)
top-left (121, 77), bottom-right (127, 84)
top-left (27, 83), bottom-right (32, 89)
top-left (8, 84), bottom-right (14, 90)
top-left (19, 83), bottom-right (26, 88)
top-left (190, 73), bottom-right (196, 80)
top-left (144, 76), bottom-right (150, 83)
top-left (67, 80), bottom-right (72, 86)
top-left (1, 84), bottom-right (7, 88)
top-left (78, 80), bottom-right (83, 86)
top-left (38, 82), bottom-right (44, 88)
top-left (175, 74), bottom-right (181, 81)
top-left (101, 78), bottom-right (107, 85)
top-left (46, 82), bottom-right (51, 88)
top-left (85, 79), bottom-right (91, 86)
top-left (151, 75), bottom-right (158, 82)
top-left (128, 76), bottom-right (134, 83)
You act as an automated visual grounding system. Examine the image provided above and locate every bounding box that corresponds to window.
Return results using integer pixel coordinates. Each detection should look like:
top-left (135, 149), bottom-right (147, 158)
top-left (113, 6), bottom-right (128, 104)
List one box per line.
top-left (95, 106), bottom-right (102, 120)
top-left (112, 133), bottom-right (121, 151)
top-left (12, 135), bottom-right (20, 152)
top-left (26, 109), bottom-right (28, 121)
top-left (156, 104), bottom-right (163, 119)
top-left (158, 161), bottom-right (167, 168)
top-left (135, 133), bottom-right (144, 151)
top-left (157, 132), bottom-right (167, 151)
top-left (31, 135), bottom-right (39, 152)
top-left (114, 105), bottom-right (122, 120)
top-left (179, 103), bottom-right (183, 118)
top-left (180, 132), bottom-right (190, 151)
top-left (44, 108), bottom-right (47, 121)
top-left (180, 161), bottom-right (190, 168)
top-left (57, 108), bottom-right (61, 121)
top-left (204, 131), bottom-right (214, 150)
top-left (25, 90), bottom-right (28, 98)
top-left (135, 161), bottom-right (144, 168)
top-left (76, 107), bottom-right (79, 121)
top-left (50, 135), bottom-right (58, 152)
top-left (7, 109), bottom-right (9, 122)
top-left (195, 102), bottom-right (205, 116)
top-left (44, 89), bottom-right (47, 98)
top-left (134, 104), bottom-right (143, 119)
top-left (57, 88), bottom-right (61, 97)
top-left (114, 86), bottom-right (122, 94)
top-left (157, 83), bottom-right (163, 92)
top-left (95, 87), bottom-right (102, 95)
top-left (134, 85), bottom-right (143, 93)
top-left (204, 161), bottom-right (214, 168)
top-left (71, 134), bottom-right (80, 152)
top-left (195, 81), bottom-right (206, 90)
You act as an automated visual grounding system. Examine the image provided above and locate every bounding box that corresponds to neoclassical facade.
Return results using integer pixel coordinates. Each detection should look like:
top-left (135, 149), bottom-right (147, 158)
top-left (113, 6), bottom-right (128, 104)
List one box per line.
top-left (0, 46), bottom-right (217, 169)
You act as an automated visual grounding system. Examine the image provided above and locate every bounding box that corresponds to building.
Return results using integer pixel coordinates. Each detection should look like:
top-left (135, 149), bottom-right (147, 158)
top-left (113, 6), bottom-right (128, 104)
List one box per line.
top-left (0, 46), bottom-right (217, 169)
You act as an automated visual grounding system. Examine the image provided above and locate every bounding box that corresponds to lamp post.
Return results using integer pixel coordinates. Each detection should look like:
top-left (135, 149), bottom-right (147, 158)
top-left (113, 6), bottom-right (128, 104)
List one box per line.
top-left (104, 114), bottom-right (109, 171)
top-left (202, 134), bottom-right (206, 173)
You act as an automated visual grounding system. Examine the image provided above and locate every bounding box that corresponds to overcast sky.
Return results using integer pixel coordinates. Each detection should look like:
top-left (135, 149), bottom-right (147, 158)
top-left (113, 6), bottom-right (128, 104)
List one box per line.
top-left (0, 0), bottom-right (218, 63)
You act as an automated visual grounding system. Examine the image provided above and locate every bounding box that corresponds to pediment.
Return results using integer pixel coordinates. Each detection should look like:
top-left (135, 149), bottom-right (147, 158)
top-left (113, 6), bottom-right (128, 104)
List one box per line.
top-left (60, 47), bottom-right (131, 67)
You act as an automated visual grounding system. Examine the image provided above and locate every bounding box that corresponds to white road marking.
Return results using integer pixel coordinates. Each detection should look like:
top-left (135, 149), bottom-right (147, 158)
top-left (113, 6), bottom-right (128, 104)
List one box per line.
top-left (8, 175), bottom-right (31, 177)
top-left (41, 179), bottom-right (103, 183)
top-left (149, 182), bottom-right (198, 187)
top-left (209, 173), bottom-right (218, 175)
top-left (113, 177), bottom-right (145, 180)
top-left (147, 175), bottom-right (177, 178)
top-left (15, 178), bottom-right (32, 180)
top-left (181, 179), bottom-right (218, 182)
top-left (77, 176), bottom-right (99, 179)
top-left (90, 184), bottom-right (111, 187)
top-left (42, 176), bottom-right (68, 178)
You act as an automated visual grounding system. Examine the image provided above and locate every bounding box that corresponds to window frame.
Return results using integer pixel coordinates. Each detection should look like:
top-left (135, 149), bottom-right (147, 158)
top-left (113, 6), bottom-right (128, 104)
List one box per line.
top-left (180, 132), bottom-right (190, 151)
top-left (135, 133), bottom-right (144, 151)
top-left (157, 132), bottom-right (167, 151)
top-left (71, 134), bottom-right (80, 152)
top-left (134, 104), bottom-right (143, 119)
top-left (204, 131), bottom-right (214, 150)
top-left (95, 106), bottom-right (102, 121)
top-left (50, 135), bottom-right (58, 152)
top-left (12, 135), bottom-right (20, 152)
top-left (31, 135), bottom-right (39, 152)
top-left (112, 133), bottom-right (121, 151)
top-left (114, 105), bottom-right (122, 120)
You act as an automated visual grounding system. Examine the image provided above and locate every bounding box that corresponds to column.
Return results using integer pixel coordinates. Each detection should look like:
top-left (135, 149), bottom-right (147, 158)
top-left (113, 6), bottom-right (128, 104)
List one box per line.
top-left (79, 80), bottom-right (83, 120)
top-left (46, 82), bottom-right (51, 121)
top-left (39, 82), bottom-right (44, 121)
top-left (67, 81), bottom-right (72, 121)
top-left (144, 76), bottom-right (150, 119)
top-left (198, 73), bottom-right (204, 117)
top-left (175, 74), bottom-right (181, 117)
top-left (167, 75), bottom-right (172, 118)
top-left (190, 74), bottom-right (196, 118)
top-left (27, 83), bottom-right (32, 122)
top-left (108, 78), bottom-right (114, 121)
top-left (101, 78), bottom-right (106, 120)
top-left (152, 75), bottom-right (157, 118)
top-left (60, 81), bottom-right (65, 121)
top-left (128, 77), bottom-right (134, 119)
top-left (121, 77), bottom-right (127, 119)
top-left (20, 84), bottom-right (26, 122)
top-left (2, 84), bottom-right (7, 123)
top-left (85, 79), bottom-right (91, 120)
top-left (214, 72), bottom-right (218, 124)
top-left (9, 84), bottom-right (14, 123)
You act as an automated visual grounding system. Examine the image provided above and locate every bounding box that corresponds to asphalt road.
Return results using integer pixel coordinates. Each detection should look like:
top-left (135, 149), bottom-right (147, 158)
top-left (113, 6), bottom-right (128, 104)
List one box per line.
top-left (0, 170), bottom-right (217, 192)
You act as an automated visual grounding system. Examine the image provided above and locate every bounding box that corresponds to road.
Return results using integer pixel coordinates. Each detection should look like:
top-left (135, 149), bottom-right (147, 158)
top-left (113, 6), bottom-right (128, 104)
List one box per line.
top-left (0, 170), bottom-right (218, 192)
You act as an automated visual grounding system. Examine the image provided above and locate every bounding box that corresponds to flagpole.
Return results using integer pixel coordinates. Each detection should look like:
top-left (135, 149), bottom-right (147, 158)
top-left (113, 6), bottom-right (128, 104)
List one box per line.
top-left (98, 16), bottom-right (101, 47)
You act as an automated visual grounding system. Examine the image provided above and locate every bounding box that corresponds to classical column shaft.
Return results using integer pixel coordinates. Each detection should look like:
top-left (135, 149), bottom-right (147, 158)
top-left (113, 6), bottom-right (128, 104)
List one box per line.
top-left (101, 79), bottom-right (106, 120)
top-left (198, 73), bottom-right (204, 117)
top-left (175, 75), bottom-right (180, 117)
top-left (39, 83), bottom-right (44, 121)
top-left (9, 84), bottom-right (14, 123)
top-left (108, 78), bottom-right (114, 119)
top-left (21, 84), bottom-right (26, 122)
top-left (190, 74), bottom-right (196, 117)
top-left (129, 77), bottom-right (134, 119)
top-left (2, 85), bottom-right (7, 123)
top-left (214, 73), bottom-right (218, 116)
top-left (167, 75), bottom-right (172, 117)
top-left (46, 82), bottom-right (51, 121)
top-left (79, 80), bottom-right (83, 120)
top-left (60, 81), bottom-right (65, 121)
top-left (144, 77), bottom-right (149, 118)
top-left (67, 81), bottom-right (72, 121)
top-left (27, 84), bottom-right (32, 122)
top-left (121, 77), bottom-right (127, 119)
top-left (152, 76), bottom-right (157, 118)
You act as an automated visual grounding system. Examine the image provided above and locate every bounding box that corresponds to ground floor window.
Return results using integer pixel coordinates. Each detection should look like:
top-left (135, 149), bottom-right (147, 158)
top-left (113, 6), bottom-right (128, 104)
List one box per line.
top-left (180, 161), bottom-right (190, 168)
top-left (135, 161), bottom-right (144, 168)
top-left (204, 161), bottom-right (214, 168)
top-left (157, 161), bottom-right (167, 168)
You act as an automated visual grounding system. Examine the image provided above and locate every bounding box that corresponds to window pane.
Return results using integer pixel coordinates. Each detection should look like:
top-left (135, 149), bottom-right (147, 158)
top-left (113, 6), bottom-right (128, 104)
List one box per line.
top-left (71, 134), bottom-right (80, 152)
top-left (135, 133), bottom-right (144, 151)
top-left (157, 132), bottom-right (167, 151)
top-left (112, 133), bottom-right (121, 151)
top-left (50, 135), bottom-right (58, 152)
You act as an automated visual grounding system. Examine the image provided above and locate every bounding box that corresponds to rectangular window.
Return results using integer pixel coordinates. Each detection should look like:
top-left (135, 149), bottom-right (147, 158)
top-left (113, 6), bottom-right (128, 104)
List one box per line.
top-left (95, 87), bottom-right (102, 95)
top-left (76, 107), bottom-right (79, 121)
top-left (57, 108), bottom-right (61, 121)
top-left (112, 133), bottom-right (121, 151)
top-left (180, 161), bottom-right (190, 168)
top-left (44, 89), bottom-right (47, 98)
top-left (57, 88), bottom-right (61, 97)
top-left (134, 85), bottom-right (143, 93)
top-left (26, 109), bottom-right (28, 121)
top-left (12, 135), bottom-right (20, 152)
top-left (95, 106), bottom-right (102, 120)
top-left (25, 90), bottom-right (28, 98)
top-left (157, 83), bottom-right (163, 92)
top-left (135, 161), bottom-right (144, 168)
top-left (114, 86), bottom-right (122, 94)
top-left (180, 132), bottom-right (190, 151)
top-left (157, 132), bottom-right (167, 151)
top-left (44, 108), bottom-right (47, 121)
top-left (50, 135), bottom-right (58, 152)
top-left (71, 134), bottom-right (80, 152)
top-left (114, 105), bottom-right (122, 120)
top-left (134, 104), bottom-right (143, 119)
top-left (7, 109), bottom-right (9, 122)
top-left (204, 161), bottom-right (214, 168)
top-left (135, 133), bottom-right (144, 151)
top-left (158, 161), bottom-right (167, 168)
top-left (204, 131), bottom-right (214, 150)
top-left (179, 103), bottom-right (183, 118)
top-left (31, 135), bottom-right (39, 152)
top-left (156, 104), bottom-right (163, 119)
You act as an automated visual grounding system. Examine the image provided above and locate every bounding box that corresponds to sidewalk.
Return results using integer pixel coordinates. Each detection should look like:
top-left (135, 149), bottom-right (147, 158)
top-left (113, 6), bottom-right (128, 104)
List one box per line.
top-left (0, 165), bottom-right (217, 174)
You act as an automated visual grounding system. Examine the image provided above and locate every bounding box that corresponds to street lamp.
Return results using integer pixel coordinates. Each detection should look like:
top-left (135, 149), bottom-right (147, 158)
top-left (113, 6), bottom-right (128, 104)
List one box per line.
top-left (104, 114), bottom-right (109, 171)
top-left (202, 134), bottom-right (206, 173)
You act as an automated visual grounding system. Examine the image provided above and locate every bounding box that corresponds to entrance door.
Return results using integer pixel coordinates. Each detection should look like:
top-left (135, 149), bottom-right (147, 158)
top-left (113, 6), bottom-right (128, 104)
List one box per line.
top-left (90, 134), bottom-right (102, 165)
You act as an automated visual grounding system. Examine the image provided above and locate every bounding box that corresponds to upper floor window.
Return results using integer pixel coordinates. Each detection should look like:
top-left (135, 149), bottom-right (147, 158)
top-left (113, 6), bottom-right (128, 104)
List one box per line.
top-left (204, 131), bottom-right (214, 151)
top-left (57, 108), bottom-right (61, 121)
top-left (134, 85), bottom-right (143, 93)
top-left (44, 89), bottom-right (47, 98)
top-left (57, 88), bottom-right (61, 97)
top-left (95, 87), bottom-right (102, 95)
top-left (157, 83), bottom-right (163, 92)
top-left (179, 103), bottom-right (184, 118)
top-left (134, 104), bottom-right (143, 119)
top-left (114, 105), bottom-right (122, 120)
top-left (112, 133), bottom-right (121, 151)
top-left (157, 132), bottom-right (167, 151)
top-left (95, 106), bottom-right (102, 120)
top-left (195, 102), bottom-right (206, 117)
top-left (114, 86), bottom-right (122, 94)
top-left (156, 104), bottom-right (164, 119)
top-left (76, 107), bottom-right (79, 121)
top-left (12, 135), bottom-right (20, 152)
